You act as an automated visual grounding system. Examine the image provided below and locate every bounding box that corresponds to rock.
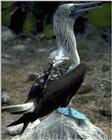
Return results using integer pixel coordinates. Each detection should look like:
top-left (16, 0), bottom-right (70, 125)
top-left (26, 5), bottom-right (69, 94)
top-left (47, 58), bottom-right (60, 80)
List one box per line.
top-left (37, 48), bottom-right (47, 53)
top-left (102, 64), bottom-right (109, 72)
top-left (10, 112), bottom-right (108, 140)
top-left (103, 91), bottom-right (111, 98)
top-left (101, 28), bottom-right (111, 43)
top-left (99, 108), bottom-right (111, 119)
top-left (2, 53), bottom-right (11, 59)
top-left (2, 90), bottom-right (10, 105)
top-left (2, 58), bottom-right (15, 65)
top-left (35, 32), bottom-right (45, 41)
top-left (2, 26), bottom-right (16, 42)
top-left (72, 94), bottom-right (99, 105)
top-left (86, 63), bottom-right (95, 71)
top-left (5, 124), bottom-right (23, 136)
top-left (6, 119), bottom-right (40, 136)
top-left (78, 84), bottom-right (94, 94)
top-left (98, 98), bottom-right (111, 120)
top-left (13, 45), bottom-right (27, 51)
top-left (2, 54), bottom-right (14, 65)
top-left (27, 72), bottom-right (38, 81)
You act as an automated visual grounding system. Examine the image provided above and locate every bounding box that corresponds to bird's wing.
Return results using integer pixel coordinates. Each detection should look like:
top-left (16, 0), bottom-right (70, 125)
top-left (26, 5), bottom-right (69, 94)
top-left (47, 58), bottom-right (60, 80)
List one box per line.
top-left (43, 58), bottom-right (71, 89)
top-left (27, 58), bottom-right (71, 101)
top-left (43, 63), bottom-right (86, 106)
top-left (1, 59), bottom-right (70, 114)
top-left (33, 63), bottom-right (86, 119)
top-left (26, 62), bottom-right (53, 101)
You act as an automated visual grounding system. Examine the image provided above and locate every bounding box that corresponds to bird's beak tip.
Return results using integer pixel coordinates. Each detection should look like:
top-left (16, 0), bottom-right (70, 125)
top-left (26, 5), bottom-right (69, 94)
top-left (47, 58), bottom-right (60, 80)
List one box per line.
top-left (71, 2), bottom-right (102, 14)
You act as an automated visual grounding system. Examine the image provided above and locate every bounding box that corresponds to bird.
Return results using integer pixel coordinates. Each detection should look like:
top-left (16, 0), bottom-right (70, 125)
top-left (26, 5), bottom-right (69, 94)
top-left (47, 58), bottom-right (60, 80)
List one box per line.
top-left (2, 2), bottom-right (101, 134)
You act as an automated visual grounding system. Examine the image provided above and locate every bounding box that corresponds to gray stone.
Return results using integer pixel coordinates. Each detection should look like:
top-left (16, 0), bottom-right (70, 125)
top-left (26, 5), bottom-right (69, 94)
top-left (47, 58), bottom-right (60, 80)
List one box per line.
top-left (37, 48), bottom-right (47, 53)
top-left (6, 119), bottom-right (40, 136)
top-left (13, 45), bottom-right (27, 51)
top-left (5, 124), bottom-right (23, 136)
top-left (102, 64), bottom-right (109, 72)
top-left (78, 83), bottom-right (94, 94)
top-left (35, 32), bottom-right (45, 41)
top-left (10, 112), bottom-right (107, 140)
top-left (2, 26), bottom-right (16, 42)
top-left (98, 98), bottom-right (111, 120)
top-left (2, 58), bottom-right (15, 65)
top-left (2, 53), bottom-right (11, 59)
top-left (27, 72), bottom-right (38, 81)
top-left (2, 90), bottom-right (10, 105)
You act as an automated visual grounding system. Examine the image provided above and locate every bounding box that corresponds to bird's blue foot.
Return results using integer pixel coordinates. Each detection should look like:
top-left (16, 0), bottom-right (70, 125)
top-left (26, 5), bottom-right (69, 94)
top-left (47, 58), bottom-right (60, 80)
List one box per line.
top-left (56, 107), bottom-right (88, 120)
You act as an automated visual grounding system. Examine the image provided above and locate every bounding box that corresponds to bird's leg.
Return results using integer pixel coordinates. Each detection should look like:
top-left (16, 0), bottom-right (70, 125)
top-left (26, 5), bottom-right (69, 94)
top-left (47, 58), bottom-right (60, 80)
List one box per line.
top-left (60, 95), bottom-right (73, 107)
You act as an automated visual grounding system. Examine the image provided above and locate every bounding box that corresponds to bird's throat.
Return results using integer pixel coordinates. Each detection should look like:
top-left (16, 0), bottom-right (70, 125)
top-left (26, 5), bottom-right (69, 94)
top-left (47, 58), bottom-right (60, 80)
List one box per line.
top-left (55, 26), bottom-right (80, 66)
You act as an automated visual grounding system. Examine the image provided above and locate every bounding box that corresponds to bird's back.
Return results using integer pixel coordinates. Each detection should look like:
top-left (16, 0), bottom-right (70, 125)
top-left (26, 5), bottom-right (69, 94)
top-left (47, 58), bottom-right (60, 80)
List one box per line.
top-left (27, 58), bottom-right (72, 102)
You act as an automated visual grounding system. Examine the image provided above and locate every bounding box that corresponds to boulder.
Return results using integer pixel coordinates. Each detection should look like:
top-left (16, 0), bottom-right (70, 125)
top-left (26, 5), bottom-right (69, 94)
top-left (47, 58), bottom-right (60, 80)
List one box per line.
top-left (6, 119), bottom-right (40, 136)
top-left (8, 112), bottom-right (108, 140)
top-left (1, 90), bottom-right (10, 105)
top-left (2, 26), bottom-right (16, 42)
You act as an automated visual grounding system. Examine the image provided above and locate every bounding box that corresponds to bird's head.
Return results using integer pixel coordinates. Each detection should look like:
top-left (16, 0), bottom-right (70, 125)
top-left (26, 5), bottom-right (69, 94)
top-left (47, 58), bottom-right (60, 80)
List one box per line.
top-left (53, 2), bottom-right (102, 65)
top-left (54, 2), bottom-right (101, 27)
top-left (69, 2), bottom-right (102, 19)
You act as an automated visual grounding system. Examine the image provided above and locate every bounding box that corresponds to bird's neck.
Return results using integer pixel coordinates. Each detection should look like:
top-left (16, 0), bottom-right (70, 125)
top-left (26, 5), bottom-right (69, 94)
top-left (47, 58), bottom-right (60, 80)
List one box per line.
top-left (53, 21), bottom-right (80, 66)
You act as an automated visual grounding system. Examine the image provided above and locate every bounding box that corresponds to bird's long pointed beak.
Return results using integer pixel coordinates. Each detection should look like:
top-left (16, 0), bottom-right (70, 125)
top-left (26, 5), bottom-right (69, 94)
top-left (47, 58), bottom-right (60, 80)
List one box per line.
top-left (71, 2), bottom-right (102, 14)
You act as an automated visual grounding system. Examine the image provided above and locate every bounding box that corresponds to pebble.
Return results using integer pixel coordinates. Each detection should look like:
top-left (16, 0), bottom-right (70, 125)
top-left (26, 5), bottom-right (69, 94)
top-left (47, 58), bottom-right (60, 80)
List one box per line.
top-left (37, 48), bottom-right (47, 53)
top-left (102, 64), bottom-right (109, 72)
top-left (78, 84), bottom-right (94, 94)
top-left (1, 90), bottom-right (10, 105)
top-left (13, 44), bottom-right (27, 51)
top-left (97, 98), bottom-right (111, 120)
top-left (35, 32), bottom-right (45, 41)
top-left (5, 124), bottom-right (23, 136)
top-left (6, 119), bottom-right (40, 136)
top-left (2, 26), bottom-right (16, 42)
top-left (99, 108), bottom-right (111, 119)
top-left (27, 72), bottom-right (37, 81)
top-left (2, 53), bottom-right (11, 59)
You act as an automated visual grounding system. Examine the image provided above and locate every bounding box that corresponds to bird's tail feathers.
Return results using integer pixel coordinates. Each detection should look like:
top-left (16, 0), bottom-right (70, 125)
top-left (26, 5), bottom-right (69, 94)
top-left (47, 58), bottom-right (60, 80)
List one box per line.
top-left (2, 102), bottom-right (35, 114)
top-left (7, 115), bottom-right (29, 135)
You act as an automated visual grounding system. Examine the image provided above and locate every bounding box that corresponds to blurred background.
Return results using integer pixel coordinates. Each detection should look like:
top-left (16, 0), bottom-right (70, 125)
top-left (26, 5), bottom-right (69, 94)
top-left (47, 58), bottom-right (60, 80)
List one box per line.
top-left (1, 1), bottom-right (111, 139)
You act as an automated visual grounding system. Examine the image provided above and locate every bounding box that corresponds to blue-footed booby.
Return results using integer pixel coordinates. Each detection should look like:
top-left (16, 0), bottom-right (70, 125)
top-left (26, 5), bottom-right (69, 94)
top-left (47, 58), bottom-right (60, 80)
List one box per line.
top-left (2, 2), bottom-right (101, 134)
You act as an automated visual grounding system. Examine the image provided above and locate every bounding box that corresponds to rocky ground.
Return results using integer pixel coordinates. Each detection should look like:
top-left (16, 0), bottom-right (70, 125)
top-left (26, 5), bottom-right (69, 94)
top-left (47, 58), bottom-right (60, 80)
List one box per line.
top-left (1, 25), bottom-right (111, 139)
